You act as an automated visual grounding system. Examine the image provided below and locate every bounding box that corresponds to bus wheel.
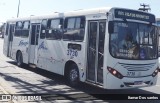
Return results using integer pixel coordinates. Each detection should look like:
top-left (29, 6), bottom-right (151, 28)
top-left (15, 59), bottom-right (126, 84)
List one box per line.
top-left (68, 64), bottom-right (79, 87)
top-left (16, 51), bottom-right (23, 67)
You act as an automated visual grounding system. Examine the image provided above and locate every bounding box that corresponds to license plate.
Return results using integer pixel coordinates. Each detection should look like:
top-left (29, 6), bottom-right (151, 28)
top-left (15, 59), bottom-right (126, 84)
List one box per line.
top-left (127, 71), bottom-right (141, 77)
top-left (134, 81), bottom-right (143, 85)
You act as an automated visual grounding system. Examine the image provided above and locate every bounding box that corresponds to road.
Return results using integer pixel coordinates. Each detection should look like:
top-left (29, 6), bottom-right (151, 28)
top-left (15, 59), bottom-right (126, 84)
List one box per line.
top-left (0, 38), bottom-right (159, 103)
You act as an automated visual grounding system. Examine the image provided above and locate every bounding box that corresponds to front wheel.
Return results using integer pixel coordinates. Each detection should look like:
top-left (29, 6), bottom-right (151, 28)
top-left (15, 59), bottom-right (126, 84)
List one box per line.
top-left (16, 51), bottom-right (23, 67)
top-left (67, 64), bottom-right (79, 87)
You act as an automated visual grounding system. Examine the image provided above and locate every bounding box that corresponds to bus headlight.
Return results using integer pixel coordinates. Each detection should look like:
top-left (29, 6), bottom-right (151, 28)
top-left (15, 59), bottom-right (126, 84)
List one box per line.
top-left (107, 67), bottom-right (124, 79)
top-left (152, 67), bottom-right (159, 77)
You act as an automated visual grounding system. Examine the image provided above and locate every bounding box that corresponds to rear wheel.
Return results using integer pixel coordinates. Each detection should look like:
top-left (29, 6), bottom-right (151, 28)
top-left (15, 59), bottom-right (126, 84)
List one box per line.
top-left (67, 64), bottom-right (79, 87)
top-left (16, 51), bottom-right (23, 67)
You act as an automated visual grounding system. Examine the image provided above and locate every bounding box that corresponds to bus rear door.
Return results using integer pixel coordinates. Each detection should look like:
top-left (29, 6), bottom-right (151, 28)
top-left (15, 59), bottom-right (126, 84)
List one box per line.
top-left (4, 23), bottom-right (15, 57)
top-left (28, 23), bottom-right (40, 65)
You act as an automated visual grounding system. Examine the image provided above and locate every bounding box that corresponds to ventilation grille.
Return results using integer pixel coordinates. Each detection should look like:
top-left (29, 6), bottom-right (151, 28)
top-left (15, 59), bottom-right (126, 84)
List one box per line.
top-left (119, 63), bottom-right (155, 71)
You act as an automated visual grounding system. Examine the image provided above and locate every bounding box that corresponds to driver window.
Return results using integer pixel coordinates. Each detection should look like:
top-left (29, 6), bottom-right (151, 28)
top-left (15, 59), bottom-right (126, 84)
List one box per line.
top-left (110, 23), bottom-right (118, 43)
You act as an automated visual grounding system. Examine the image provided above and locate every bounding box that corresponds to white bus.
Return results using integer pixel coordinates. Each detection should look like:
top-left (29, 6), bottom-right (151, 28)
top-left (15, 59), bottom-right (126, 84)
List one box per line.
top-left (156, 18), bottom-right (160, 71)
top-left (3, 7), bottom-right (159, 89)
top-left (156, 18), bottom-right (160, 53)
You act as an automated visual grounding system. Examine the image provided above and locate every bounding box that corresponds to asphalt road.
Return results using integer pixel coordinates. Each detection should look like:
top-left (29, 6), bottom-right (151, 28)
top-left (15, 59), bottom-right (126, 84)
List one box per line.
top-left (0, 38), bottom-right (159, 103)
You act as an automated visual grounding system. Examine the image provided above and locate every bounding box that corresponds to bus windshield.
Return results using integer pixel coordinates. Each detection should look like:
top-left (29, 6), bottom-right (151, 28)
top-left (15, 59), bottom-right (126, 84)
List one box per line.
top-left (109, 21), bottom-right (158, 60)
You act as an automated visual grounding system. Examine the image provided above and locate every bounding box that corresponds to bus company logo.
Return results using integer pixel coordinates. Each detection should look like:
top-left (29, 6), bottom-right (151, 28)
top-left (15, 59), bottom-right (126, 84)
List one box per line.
top-left (38, 41), bottom-right (48, 50)
top-left (18, 40), bottom-right (29, 46)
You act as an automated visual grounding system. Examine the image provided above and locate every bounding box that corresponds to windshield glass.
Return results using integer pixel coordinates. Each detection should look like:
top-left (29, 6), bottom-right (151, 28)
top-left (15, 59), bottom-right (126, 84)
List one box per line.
top-left (109, 21), bottom-right (158, 60)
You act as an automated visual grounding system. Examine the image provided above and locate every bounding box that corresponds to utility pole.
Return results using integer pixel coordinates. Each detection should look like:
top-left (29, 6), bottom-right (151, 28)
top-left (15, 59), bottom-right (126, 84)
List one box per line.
top-left (138, 3), bottom-right (151, 12)
top-left (17, 0), bottom-right (20, 17)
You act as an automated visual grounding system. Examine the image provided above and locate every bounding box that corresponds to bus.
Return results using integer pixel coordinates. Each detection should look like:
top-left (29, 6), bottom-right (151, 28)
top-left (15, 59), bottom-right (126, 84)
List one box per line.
top-left (0, 23), bottom-right (5, 38)
top-left (3, 7), bottom-right (159, 89)
top-left (156, 18), bottom-right (160, 53)
top-left (156, 18), bottom-right (160, 71)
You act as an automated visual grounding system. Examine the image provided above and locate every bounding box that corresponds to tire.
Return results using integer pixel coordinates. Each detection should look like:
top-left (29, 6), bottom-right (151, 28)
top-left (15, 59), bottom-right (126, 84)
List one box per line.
top-left (67, 64), bottom-right (79, 87)
top-left (16, 51), bottom-right (23, 67)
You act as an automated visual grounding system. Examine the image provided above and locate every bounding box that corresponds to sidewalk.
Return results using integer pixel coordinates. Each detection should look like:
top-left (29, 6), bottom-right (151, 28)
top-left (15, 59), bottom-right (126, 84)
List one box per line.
top-left (0, 76), bottom-right (18, 103)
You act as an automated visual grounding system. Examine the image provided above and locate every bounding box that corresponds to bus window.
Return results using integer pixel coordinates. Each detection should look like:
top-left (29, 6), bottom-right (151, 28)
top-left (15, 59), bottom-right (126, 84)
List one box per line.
top-left (23, 21), bottom-right (30, 29)
top-left (67, 18), bottom-right (75, 29)
top-left (63, 16), bottom-right (85, 41)
top-left (21, 21), bottom-right (30, 37)
top-left (40, 19), bottom-right (47, 39)
top-left (15, 21), bottom-right (23, 37)
top-left (46, 18), bottom-right (63, 40)
top-left (16, 21), bottom-right (23, 29)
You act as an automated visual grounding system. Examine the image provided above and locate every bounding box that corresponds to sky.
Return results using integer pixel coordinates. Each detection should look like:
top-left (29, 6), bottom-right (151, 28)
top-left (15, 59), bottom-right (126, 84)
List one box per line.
top-left (0, 0), bottom-right (159, 24)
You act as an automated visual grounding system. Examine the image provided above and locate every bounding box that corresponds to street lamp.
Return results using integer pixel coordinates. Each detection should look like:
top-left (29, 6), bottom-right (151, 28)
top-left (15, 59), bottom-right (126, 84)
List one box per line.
top-left (17, 0), bottom-right (20, 17)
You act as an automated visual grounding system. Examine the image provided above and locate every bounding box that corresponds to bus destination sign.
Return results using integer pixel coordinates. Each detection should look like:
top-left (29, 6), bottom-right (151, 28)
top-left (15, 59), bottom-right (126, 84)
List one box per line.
top-left (114, 9), bottom-right (155, 23)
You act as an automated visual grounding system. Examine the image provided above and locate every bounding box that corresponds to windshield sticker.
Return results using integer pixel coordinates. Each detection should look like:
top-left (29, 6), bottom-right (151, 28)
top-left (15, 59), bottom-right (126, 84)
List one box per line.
top-left (117, 49), bottom-right (133, 58)
top-left (18, 40), bottom-right (28, 46)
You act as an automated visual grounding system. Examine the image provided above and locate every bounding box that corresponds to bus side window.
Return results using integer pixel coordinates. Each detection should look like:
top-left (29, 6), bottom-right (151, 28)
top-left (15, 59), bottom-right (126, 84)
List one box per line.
top-left (63, 16), bottom-right (85, 41)
top-left (15, 21), bottom-right (23, 37)
top-left (46, 18), bottom-right (63, 40)
top-left (21, 21), bottom-right (30, 38)
top-left (40, 19), bottom-right (47, 39)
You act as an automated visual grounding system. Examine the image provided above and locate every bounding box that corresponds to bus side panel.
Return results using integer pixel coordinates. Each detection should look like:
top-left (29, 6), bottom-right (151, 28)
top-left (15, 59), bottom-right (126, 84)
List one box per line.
top-left (44, 40), bottom-right (64, 74)
top-left (62, 41), bottom-right (86, 82)
top-left (37, 39), bottom-right (46, 70)
top-left (37, 39), bottom-right (86, 81)
top-left (11, 37), bottom-right (29, 64)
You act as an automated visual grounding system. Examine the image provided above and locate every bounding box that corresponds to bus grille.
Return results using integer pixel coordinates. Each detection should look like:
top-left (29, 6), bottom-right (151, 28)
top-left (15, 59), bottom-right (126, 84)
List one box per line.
top-left (119, 63), bottom-right (156, 71)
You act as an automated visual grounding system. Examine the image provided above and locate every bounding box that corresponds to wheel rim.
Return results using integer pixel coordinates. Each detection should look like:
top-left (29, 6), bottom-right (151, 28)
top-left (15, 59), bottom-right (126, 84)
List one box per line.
top-left (70, 69), bottom-right (78, 82)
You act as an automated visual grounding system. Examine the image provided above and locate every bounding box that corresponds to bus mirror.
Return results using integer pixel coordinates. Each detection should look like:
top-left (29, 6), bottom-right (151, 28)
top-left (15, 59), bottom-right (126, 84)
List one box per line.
top-left (108, 22), bottom-right (114, 34)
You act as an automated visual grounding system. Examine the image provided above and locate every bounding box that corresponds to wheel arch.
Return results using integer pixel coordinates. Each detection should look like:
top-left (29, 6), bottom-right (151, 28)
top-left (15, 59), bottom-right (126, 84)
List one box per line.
top-left (16, 50), bottom-right (22, 59)
top-left (64, 60), bottom-right (79, 77)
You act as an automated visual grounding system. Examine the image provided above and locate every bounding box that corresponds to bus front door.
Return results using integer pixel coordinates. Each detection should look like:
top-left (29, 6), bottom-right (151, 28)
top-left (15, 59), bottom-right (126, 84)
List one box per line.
top-left (7, 24), bottom-right (14, 57)
top-left (29, 24), bottom-right (40, 65)
top-left (87, 21), bottom-right (106, 84)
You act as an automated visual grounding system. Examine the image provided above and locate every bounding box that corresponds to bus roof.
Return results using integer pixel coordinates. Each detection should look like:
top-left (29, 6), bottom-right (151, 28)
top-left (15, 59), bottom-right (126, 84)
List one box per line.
top-left (6, 7), bottom-right (155, 22)
top-left (63, 7), bottom-right (111, 17)
top-left (6, 7), bottom-right (112, 22)
top-left (6, 13), bottom-right (61, 22)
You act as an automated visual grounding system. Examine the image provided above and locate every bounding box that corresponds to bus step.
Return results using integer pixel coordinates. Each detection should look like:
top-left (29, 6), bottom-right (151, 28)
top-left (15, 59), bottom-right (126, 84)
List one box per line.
top-left (29, 64), bottom-right (36, 68)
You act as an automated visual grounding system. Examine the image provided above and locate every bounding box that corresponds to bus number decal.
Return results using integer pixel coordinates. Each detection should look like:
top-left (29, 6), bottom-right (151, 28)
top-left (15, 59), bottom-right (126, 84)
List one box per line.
top-left (67, 49), bottom-right (78, 59)
top-left (127, 71), bottom-right (135, 77)
top-left (18, 40), bottom-right (28, 46)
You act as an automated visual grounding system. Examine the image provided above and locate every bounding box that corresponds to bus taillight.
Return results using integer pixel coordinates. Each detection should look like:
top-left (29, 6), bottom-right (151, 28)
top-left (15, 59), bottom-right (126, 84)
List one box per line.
top-left (152, 67), bottom-right (159, 77)
top-left (107, 67), bottom-right (124, 79)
